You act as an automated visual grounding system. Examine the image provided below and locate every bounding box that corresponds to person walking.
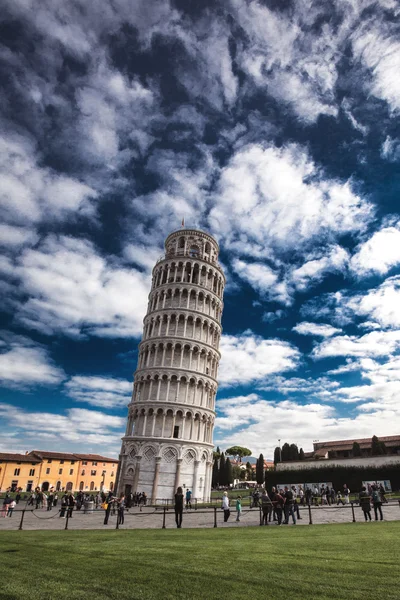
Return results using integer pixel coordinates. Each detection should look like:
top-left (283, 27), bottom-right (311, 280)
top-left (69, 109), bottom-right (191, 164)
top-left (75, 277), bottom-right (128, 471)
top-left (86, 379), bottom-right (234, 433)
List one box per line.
top-left (283, 486), bottom-right (296, 525)
top-left (15, 491), bottom-right (21, 505)
top-left (185, 488), bottom-right (192, 509)
top-left (2, 494), bottom-right (12, 517)
top-left (371, 486), bottom-right (383, 521)
top-left (7, 499), bottom-right (16, 517)
top-left (261, 489), bottom-right (272, 525)
top-left (103, 493), bottom-right (114, 525)
top-left (292, 486), bottom-right (301, 519)
top-left (47, 492), bottom-right (54, 511)
top-left (66, 492), bottom-right (75, 518)
top-left (271, 487), bottom-right (284, 525)
top-left (175, 486), bottom-right (184, 528)
top-left (235, 496), bottom-right (242, 522)
top-left (59, 495), bottom-right (68, 518)
top-left (359, 486), bottom-right (372, 521)
top-left (336, 491), bottom-right (345, 505)
top-left (222, 491), bottom-right (230, 522)
top-left (343, 484), bottom-right (350, 504)
top-left (117, 495), bottom-right (125, 526)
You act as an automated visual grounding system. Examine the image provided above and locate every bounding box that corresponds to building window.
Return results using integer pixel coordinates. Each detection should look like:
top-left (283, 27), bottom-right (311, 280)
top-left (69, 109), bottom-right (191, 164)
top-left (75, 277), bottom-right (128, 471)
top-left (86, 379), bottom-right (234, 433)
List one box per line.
top-left (92, 462), bottom-right (97, 466)
top-left (26, 481), bottom-right (33, 492)
top-left (103, 463), bottom-right (106, 467)
top-left (82, 461), bottom-right (87, 466)
top-left (59, 469), bottom-right (63, 475)
top-left (14, 468), bottom-right (20, 476)
top-left (29, 469), bottom-right (35, 476)
top-left (47, 459), bottom-right (52, 463)
top-left (69, 469), bottom-right (74, 475)
top-left (173, 426), bottom-right (179, 439)
top-left (111, 472), bottom-right (114, 477)
top-left (11, 480), bottom-right (18, 491)
top-left (71, 461), bottom-right (75, 465)
top-left (60, 460), bottom-right (64, 464)
top-left (81, 470), bottom-right (85, 476)
top-left (90, 482), bottom-right (95, 491)
top-left (46, 468), bottom-right (50, 475)
top-left (91, 470), bottom-right (97, 476)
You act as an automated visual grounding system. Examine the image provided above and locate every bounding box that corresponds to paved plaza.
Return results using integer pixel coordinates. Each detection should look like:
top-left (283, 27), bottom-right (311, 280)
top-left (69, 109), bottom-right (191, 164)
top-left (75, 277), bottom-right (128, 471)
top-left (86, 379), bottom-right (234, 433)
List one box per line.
top-left (1, 501), bottom-right (399, 531)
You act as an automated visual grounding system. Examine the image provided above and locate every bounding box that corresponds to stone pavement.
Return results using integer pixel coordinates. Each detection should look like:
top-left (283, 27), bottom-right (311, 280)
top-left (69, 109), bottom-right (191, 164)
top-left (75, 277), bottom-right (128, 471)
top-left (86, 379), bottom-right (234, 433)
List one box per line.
top-left (0, 502), bottom-right (399, 531)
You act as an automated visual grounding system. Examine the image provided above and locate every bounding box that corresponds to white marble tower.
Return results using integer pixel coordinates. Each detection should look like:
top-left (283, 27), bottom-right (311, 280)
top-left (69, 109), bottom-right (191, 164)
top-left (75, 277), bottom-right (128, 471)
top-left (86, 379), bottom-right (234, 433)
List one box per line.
top-left (117, 228), bottom-right (225, 503)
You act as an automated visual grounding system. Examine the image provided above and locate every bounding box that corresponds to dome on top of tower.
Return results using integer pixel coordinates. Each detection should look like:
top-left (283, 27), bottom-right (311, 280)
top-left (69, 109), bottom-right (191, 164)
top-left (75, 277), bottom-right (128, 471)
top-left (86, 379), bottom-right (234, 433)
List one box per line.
top-left (165, 228), bottom-right (219, 263)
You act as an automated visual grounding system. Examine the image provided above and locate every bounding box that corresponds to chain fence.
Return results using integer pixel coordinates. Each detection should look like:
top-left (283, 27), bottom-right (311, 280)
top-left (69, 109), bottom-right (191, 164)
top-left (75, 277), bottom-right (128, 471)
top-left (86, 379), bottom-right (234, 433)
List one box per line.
top-left (1, 499), bottom-right (400, 531)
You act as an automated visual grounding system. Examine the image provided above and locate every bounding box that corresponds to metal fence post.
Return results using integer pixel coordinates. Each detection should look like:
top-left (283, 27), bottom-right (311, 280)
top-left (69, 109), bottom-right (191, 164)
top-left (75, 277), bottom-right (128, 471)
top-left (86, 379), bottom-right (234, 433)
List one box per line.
top-left (259, 506), bottom-right (263, 526)
top-left (214, 506), bottom-right (217, 528)
top-left (116, 515), bottom-right (119, 529)
top-left (308, 503), bottom-right (313, 525)
top-left (351, 502), bottom-right (356, 522)
top-left (65, 511), bottom-right (69, 530)
top-left (18, 509), bottom-right (26, 531)
top-left (162, 507), bottom-right (166, 529)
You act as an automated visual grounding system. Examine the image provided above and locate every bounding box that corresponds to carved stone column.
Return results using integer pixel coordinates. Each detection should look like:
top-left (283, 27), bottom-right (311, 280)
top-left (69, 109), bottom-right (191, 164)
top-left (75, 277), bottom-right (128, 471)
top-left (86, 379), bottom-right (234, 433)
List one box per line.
top-left (151, 457), bottom-right (162, 504)
top-left (174, 458), bottom-right (183, 491)
top-left (192, 460), bottom-right (200, 500)
top-left (132, 456), bottom-right (142, 494)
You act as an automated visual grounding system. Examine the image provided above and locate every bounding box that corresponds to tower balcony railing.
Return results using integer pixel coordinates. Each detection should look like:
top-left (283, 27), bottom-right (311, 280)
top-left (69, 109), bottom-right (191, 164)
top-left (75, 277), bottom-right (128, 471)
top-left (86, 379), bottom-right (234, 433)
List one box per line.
top-left (155, 251), bottom-right (222, 269)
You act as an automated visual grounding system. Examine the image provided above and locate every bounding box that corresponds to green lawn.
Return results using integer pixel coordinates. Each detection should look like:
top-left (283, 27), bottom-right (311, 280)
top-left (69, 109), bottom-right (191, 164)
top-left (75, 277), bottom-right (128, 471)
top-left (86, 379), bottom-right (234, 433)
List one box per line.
top-left (1, 522), bottom-right (399, 600)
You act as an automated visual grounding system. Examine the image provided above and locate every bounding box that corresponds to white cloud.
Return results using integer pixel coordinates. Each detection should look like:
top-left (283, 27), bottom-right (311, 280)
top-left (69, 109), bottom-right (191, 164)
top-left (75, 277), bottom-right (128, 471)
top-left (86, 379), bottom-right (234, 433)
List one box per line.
top-left (348, 276), bottom-right (400, 329)
top-left (0, 333), bottom-right (65, 388)
top-left (65, 375), bottom-right (132, 408)
top-left (14, 235), bottom-right (150, 338)
top-left (381, 136), bottom-right (400, 162)
top-left (352, 27), bottom-right (400, 112)
top-left (0, 134), bottom-right (97, 225)
top-left (293, 322), bottom-right (342, 337)
top-left (215, 390), bottom-right (400, 457)
top-left (313, 330), bottom-right (400, 359)
top-left (350, 224), bottom-right (400, 275)
top-left (209, 143), bottom-right (372, 259)
top-left (219, 331), bottom-right (300, 386)
top-left (290, 245), bottom-right (349, 290)
top-left (0, 224), bottom-right (38, 248)
top-left (231, 259), bottom-right (291, 305)
top-left (0, 402), bottom-right (124, 455)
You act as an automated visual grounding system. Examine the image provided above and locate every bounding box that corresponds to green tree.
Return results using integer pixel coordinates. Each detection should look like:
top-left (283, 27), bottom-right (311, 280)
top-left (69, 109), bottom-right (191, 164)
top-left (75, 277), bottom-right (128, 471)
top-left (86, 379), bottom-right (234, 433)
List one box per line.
top-left (225, 458), bottom-right (234, 486)
top-left (371, 436), bottom-right (387, 456)
top-left (289, 444), bottom-right (299, 460)
top-left (211, 459), bottom-right (219, 488)
top-left (352, 442), bottom-right (361, 457)
top-left (219, 452), bottom-right (226, 486)
top-left (246, 461), bottom-right (253, 481)
top-left (226, 446), bottom-right (252, 462)
top-left (256, 453), bottom-right (264, 484)
top-left (274, 446), bottom-right (281, 464)
top-left (232, 465), bottom-right (241, 480)
top-left (299, 448), bottom-right (305, 460)
top-left (281, 443), bottom-right (291, 461)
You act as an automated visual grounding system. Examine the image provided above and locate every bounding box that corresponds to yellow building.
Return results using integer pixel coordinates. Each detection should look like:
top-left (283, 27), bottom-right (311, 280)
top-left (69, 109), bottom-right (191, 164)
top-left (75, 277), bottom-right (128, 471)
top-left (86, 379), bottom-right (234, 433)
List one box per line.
top-left (0, 450), bottom-right (118, 493)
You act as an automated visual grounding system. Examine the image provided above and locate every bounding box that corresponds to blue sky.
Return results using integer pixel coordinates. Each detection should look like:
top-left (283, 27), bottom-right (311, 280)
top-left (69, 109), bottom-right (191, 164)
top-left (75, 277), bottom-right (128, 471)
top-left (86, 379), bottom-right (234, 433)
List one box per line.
top-left (1, 0), bottom-right (400, 459)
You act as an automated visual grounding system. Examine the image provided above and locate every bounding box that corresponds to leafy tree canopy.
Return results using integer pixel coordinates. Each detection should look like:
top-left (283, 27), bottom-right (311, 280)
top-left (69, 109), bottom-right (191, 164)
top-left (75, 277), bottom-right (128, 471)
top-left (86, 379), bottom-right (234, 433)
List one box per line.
top-left (226, 446), bottom-right (252, 461)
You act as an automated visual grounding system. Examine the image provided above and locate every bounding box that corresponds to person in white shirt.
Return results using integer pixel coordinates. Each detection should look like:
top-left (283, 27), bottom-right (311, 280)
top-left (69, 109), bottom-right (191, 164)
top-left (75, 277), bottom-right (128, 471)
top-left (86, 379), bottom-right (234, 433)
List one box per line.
top-left (222, 492), bottom-right (230, 522)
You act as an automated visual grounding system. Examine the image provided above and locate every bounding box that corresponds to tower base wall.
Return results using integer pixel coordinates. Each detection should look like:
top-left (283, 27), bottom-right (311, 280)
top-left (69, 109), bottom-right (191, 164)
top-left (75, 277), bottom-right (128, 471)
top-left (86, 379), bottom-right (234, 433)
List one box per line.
top-left (118, 437), bottom-right (213, 504)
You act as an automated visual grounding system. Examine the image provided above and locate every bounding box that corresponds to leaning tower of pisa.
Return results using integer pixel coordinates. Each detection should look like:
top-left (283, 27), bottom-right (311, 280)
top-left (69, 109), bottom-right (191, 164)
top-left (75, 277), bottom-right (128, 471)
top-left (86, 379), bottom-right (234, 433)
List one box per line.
top-left (117, 228), bottom-right (225, 503)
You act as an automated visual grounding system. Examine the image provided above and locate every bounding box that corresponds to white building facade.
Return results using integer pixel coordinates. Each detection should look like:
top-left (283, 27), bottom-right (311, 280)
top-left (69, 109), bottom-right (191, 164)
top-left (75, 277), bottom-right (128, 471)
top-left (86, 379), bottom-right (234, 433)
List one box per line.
top-left (117, 228), bottom-right (225, 503)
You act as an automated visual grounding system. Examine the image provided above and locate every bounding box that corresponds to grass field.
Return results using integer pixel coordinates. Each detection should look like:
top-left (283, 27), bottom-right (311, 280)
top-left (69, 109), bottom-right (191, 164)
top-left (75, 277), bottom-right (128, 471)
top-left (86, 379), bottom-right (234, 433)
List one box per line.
top-left (1, 522), bottom-right (399, 600)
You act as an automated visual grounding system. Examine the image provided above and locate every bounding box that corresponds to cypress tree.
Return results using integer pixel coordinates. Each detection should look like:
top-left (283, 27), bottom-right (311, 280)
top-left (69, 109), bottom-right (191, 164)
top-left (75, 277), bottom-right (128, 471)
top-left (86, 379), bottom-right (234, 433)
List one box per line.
top-left (212, 459), bottom-right (219, 488)
top-left (299, 448), bottom-right (305, 460)
top-left (256, 453), bottom-right (264, 484)
top-left (274, 447), bottom-right (281, 464)
top-left (219, 452), bottom-right (226, 486)
top-left (225, 458), bottom-right (233, 486)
